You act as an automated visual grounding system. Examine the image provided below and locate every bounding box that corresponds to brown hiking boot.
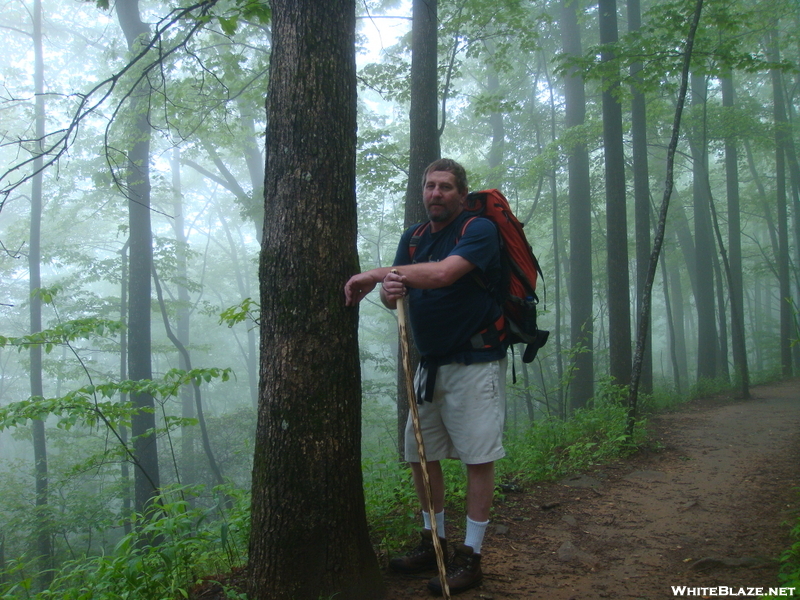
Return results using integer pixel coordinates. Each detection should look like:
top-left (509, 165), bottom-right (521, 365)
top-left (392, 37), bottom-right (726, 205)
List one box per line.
top-left (427, 543), bottom-right (482, 596)
top-left (388, 529), bottom-right (447, 574)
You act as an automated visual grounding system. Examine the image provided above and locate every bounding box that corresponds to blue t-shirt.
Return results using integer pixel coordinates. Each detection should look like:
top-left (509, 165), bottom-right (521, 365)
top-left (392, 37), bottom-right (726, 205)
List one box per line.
top-left (393, 211), bottom-right (505, 364)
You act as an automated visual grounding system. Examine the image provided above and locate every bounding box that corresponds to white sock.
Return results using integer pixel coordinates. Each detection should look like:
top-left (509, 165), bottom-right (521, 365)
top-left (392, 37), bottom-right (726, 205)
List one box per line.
top-left (464, 516), bottom-right (489, 554)
top-left (423, 510), bottom-right (445, 538)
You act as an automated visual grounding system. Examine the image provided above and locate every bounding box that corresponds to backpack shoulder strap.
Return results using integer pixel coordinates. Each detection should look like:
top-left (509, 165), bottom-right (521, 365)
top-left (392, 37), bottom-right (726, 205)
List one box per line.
top-left (408, 221), bottom-right (431, 261)
top-left (458, 215), bottom-right (480, 240)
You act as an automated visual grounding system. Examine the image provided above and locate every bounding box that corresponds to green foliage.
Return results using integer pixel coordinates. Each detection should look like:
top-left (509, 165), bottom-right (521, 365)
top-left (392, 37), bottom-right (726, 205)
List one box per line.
top-left (0, 367), bottom-right (231, 432)
top-left (362, 456), bottom-right (419, 555)
top-left (760, 490), bottom-right (800, 598)
top-left (0, 318), bottom-right (123, 355)
top-left (499, 389), bottom-right (648, 484)
top-left (687, 376), bottom-right (734, 400)
top-left (219, 298), bottom-right (260, 328)
top-left (775, 506), bottom-right (800, 594)
top-left (0, 484), bottom-right (250, 600)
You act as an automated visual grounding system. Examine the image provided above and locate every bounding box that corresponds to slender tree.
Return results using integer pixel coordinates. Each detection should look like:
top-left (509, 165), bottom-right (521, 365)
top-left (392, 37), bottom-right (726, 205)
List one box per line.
top-left (248, 0), bottom-right (383, 597)
top-left (170, 149), bottom-right (197, 486)
top-left (629, 0), bottom-right (704, 434)
top-left (29, 0), bottom-right (52, 584)
top-left (115, 0), bottom-right (161, 515)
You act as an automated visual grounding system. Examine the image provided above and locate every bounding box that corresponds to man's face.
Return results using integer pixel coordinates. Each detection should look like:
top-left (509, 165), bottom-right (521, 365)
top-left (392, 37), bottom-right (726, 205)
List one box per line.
top-left (423, 170), bottom-right (465, 225)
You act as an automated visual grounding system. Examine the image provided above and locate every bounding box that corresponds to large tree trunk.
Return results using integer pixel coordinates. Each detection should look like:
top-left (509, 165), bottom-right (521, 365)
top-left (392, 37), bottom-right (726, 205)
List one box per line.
top-left (690, 73), bottom-right (718, 381)
top-left (599, 0), bottom-right (632, 387)
top-left (115, 0), bottom-right (160, 515)
top-left (561, 0), bottom-right (594, 410)
top-left (721, 75), bottom-right (749, 397)
top-left (769, 29), bottom-right (793, 377)
top-left (398, 0), bottom-right (440, 458)
top-left (248, 1), bottom-right (383, 598)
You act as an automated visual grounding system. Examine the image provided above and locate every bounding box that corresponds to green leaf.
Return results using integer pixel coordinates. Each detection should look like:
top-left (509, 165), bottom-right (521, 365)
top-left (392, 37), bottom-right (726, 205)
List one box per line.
top-left (218, 16), bottom-right (238, 36)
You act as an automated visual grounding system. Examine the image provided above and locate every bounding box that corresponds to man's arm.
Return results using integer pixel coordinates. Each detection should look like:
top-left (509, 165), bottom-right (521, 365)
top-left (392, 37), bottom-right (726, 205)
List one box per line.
top-left (343, 255), bottom-right (475, 308)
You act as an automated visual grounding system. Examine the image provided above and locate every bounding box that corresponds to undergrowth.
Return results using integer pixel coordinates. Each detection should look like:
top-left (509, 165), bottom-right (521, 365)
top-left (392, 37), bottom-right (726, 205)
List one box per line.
top-left (761, 488), bottom-right (800, 599)
top-left (499, 384), bottom-right (649, 486)
top-left (0, 484), bottom-right (250, 600)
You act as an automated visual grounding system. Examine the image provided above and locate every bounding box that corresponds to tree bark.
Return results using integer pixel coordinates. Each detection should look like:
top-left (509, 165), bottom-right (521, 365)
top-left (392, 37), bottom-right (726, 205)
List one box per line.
top-left (115, 0), bottom-right (161, 516)
top-left (629, 0), bottom-right (652, 394)
top-left (628, 0), bottom-right (704, 434)
top-left (689, 73), bottom-right (718, 381)
top-left (721, 74), bottom-right (749, 397)
top-left (169, 149), bottom-right (197, 487)
top-left (248, 1), bottom-right (383, 597)
top-left (398, 0), bottom-right (440, 458)
top-left (769, 28), bottom-right (793, 377)
top-left (599, 0), bottom-right (631, 387)
top-left (30, 0), bottom-right (52, 584)
top-left (561, 0), bottom-right (594, 410)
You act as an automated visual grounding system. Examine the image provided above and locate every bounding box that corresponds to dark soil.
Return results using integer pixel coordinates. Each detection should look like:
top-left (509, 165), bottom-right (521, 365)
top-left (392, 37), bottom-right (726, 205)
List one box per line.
top-left (193, 379), bottom-right (800, 600)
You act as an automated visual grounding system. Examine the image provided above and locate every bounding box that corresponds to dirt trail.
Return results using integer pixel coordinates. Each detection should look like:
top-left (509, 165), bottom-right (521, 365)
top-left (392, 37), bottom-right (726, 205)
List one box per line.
top-left (384, 379), bottom-right (800, 600)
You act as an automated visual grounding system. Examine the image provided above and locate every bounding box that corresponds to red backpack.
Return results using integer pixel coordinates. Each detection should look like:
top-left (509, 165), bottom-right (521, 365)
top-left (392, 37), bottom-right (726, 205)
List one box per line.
top-left (409, 189), bottom-right (549, 363)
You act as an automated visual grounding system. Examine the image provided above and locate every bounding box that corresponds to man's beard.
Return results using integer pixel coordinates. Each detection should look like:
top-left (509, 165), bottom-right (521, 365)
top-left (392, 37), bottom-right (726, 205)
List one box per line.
top-left (426, 205), bottom-right (454, 222)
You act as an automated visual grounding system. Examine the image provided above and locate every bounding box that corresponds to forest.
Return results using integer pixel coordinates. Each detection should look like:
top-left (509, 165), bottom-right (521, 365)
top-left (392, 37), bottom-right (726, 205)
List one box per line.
top-left (0, 0), bottom-right (798, 597)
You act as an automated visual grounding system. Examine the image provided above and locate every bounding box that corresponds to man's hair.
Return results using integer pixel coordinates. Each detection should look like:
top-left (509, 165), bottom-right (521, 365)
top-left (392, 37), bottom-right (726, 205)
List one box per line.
top-left (422, 158), bottom-right (468, 195)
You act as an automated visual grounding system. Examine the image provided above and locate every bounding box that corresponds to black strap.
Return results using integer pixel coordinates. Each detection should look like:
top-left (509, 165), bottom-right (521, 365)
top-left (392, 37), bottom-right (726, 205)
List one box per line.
top-left (415, 362), bottom-right (439, 404)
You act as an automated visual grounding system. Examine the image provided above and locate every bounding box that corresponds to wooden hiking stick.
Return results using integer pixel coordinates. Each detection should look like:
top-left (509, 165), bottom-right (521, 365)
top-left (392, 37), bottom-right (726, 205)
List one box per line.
top-left (394, 275), bottom-right (450, 599)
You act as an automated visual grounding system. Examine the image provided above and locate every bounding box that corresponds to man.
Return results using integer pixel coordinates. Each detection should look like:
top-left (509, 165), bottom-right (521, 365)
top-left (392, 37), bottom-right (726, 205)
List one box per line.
top-left (344, 158), bottom-right (507, 595)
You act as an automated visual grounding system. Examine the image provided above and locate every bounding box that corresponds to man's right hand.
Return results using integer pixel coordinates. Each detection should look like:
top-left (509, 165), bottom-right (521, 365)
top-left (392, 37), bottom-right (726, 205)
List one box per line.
top-left (380, 270), bottom-right (407, 308)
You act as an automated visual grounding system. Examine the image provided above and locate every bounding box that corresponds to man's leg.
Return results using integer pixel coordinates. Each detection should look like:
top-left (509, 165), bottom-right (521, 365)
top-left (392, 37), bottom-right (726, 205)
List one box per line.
top-left (464, 461), bottom-right (493, 553)
top-left (465, 461), bottom-right (494, 522)
top-left (426, 461), bottom-right (492, 595)
top-left (411, 460), bottom-right (445, 515)
top-left (389, 460), bottom-right (446, 574)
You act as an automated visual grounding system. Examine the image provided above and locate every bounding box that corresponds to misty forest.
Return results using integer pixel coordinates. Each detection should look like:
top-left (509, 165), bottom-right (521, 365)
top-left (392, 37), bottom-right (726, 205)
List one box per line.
top-left (0, 0), bottom-right (798, 597)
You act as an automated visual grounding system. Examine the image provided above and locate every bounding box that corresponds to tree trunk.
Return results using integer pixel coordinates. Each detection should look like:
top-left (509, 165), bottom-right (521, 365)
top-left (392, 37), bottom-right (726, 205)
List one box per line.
top-left (118, 242), bottom-right (132, 535)
top-left (398, 0), bottom-right (440, 458)
top-left (629, 0), bottom-right (652, 394)
top-left (115, 0), bottom-right (160, 515)
top-left (668, 250), bottom-right (689, 385)
top-left (628, 0), bottom-right (704, 433)
top-left (769, 29), bottom-right (793, 377)
top-left (30, 0), bottom-right (52, 584)
top-left (170, 149), bottom-right (197, 488)
top-left (486, 65), bottom-right (505, 188)
top-left (690, 73), bottom-right (718, 381)
top-left (659, 245), bottom-right (682, 393)
top-left (599, 0), bottom-right (632, 387)
top-left (721, 74), bottom-right (749, 397)
top-left (561, 0), bottom-right (594, 410)
top-left (248, 1), bottom-right (383, 597)
top-left (545, 60), bottom-right (565, 415)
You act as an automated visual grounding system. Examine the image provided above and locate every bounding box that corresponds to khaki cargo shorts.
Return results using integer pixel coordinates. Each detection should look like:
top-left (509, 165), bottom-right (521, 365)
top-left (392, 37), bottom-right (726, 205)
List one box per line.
top-left (404, 357), bottom-right (507, 465)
